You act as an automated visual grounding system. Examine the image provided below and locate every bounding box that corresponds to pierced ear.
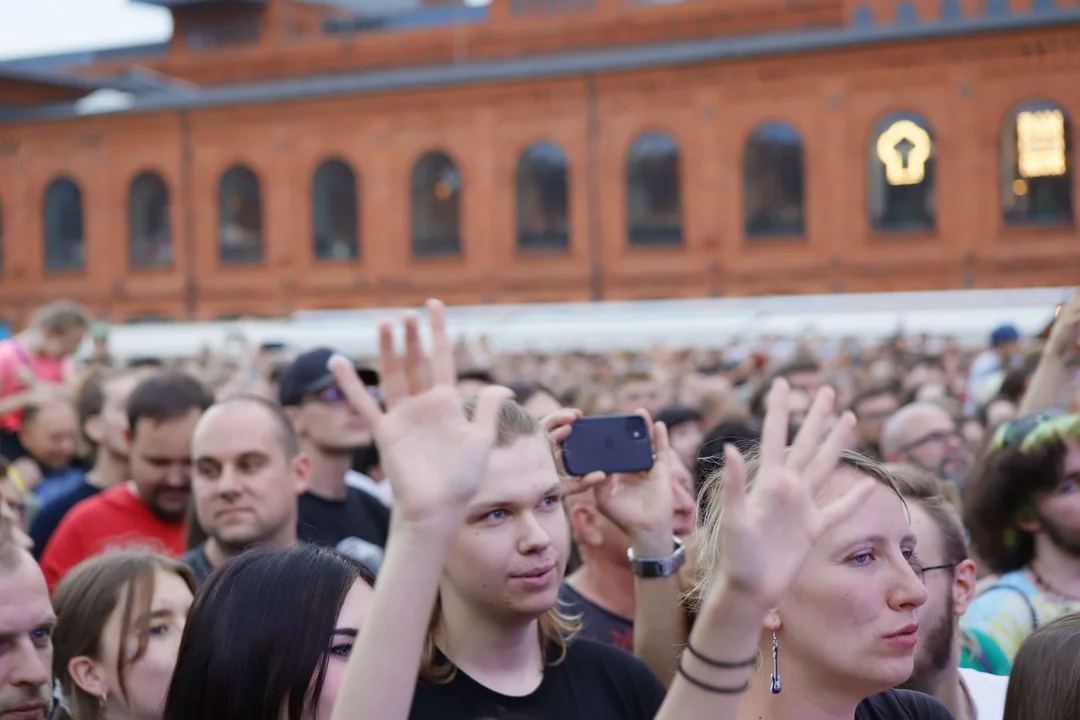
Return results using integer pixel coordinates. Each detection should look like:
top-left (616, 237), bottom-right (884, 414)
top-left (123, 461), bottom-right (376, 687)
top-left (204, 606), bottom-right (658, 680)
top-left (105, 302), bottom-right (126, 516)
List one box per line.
top-left (67, 655), bottom-right (107, 700)
top-left (762, 608), bottom-right (782, 633)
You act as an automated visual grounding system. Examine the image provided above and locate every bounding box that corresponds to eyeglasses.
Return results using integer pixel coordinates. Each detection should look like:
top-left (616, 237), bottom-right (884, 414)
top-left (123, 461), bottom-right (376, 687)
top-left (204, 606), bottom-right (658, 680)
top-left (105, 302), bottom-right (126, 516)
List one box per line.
top-left (897, 429), bottom-right (960, 455)
top-left (991, 409), bottom-right (1080, 454)
top-left (910, 562), bottom-right (957, 583)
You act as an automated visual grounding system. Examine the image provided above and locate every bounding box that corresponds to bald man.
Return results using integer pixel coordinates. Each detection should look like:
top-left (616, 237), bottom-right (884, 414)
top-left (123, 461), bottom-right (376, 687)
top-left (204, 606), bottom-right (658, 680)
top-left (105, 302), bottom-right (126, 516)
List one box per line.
top-left (183, 395), bottom-right (310, 584)
top-left (559, 455), bottom-right (696, 652)
top-left (881, 402), bottom-right (972, 484)
top-left (0, 537), bottom-right (54, 720)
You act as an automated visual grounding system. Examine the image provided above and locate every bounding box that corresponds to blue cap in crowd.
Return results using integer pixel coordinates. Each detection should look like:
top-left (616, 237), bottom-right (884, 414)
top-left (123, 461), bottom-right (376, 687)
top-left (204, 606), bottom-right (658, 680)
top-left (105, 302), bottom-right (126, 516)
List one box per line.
top-left (990, 324), bottom-right (1020, 348)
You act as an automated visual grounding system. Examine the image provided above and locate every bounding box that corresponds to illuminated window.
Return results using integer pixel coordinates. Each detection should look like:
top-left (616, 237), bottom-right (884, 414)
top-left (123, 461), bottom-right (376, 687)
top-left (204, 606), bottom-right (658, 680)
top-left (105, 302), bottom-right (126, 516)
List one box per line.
top-left (745, 122), bottom-right (805, 238)
top-left (516, 141), bottom-right (569, 252)
top-left (626, 131), bottom-right (683, 246)
top-left (869, 112), bottom-right (936, 232)
top-left (313, 159), bottom-right (359, 261)
top-left (1001, 100), bottom-right (1073, 226)
top-left (411, 152), bottom-right (461, 257)
top-left (128, 172), bottom-right (172, 269)
top-left (43, 177), bottom-right (85, 272)
top-left (218, 165), bottom-right (263, 265)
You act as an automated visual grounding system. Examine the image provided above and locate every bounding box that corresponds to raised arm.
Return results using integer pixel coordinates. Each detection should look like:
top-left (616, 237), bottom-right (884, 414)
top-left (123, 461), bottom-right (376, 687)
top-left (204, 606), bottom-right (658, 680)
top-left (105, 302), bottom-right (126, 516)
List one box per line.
top-left (654, 381), bottom-right (872, 720)
top-left (329, 300), bottom-right (512, 720)
top-left (1019, 288), bottom-right (1080, 415)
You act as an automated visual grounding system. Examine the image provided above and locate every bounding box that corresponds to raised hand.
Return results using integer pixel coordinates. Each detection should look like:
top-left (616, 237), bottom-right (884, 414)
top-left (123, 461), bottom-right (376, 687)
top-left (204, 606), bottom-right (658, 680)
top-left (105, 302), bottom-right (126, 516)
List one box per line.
top-left (542, 409), bottom-right (606, 496)
top-left (330, 300), bottom-right (512, 525)
top-left (714, 380), bottom-right (873, 611)
top-left (592, 412), bottom-right (675, 542)
top-left (1049, 287), bottom-right (1080, 358)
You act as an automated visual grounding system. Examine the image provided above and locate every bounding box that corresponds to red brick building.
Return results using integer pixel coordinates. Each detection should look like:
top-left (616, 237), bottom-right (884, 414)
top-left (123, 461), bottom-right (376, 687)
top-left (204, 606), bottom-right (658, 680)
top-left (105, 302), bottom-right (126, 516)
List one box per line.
top-left (0, 0), bottom-right (1077, 324)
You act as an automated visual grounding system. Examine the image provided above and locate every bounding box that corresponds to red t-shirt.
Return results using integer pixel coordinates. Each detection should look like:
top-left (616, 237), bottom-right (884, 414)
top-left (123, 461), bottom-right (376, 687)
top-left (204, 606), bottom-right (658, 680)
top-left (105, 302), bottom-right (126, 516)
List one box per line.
top-left (39, 483), bottom-right (186, 593)
top-left (0, 338), bottom-right (71, 431)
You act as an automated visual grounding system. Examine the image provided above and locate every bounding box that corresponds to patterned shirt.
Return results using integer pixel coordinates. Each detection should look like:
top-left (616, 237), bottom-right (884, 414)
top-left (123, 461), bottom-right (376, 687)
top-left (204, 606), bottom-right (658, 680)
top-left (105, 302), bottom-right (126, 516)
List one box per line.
top-left (960, 569), bottom-right (1080, 668)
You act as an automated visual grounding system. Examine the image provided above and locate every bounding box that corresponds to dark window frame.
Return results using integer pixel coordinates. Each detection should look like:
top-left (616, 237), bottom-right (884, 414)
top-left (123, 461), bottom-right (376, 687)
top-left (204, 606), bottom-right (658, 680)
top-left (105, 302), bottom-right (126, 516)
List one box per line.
top-left (868, 111), bottom-right (937, 234)
top-left (744, 121), bottom-right (807, 240)
top-left (312, 158), bottom-right (360, 262)
top-left (626, 130), bottom-right (684, 248)
top-left (410, 151), bottom-right (463, 258)
top-left (515, 140), bottom-right (570, 253)
top-left (217, 164), bottom-right (265, 266)
top-left (43, 176), bottom-right (86, 273)
top-left (128, 170), bottom-right (173, 270)
top-left (1000, 99), bottom-right (1074, 228)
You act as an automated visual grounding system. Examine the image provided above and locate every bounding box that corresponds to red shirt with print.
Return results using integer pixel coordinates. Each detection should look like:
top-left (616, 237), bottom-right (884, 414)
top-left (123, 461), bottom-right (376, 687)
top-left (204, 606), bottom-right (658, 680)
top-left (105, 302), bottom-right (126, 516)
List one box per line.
top-left (39, 483), bottom-right (186, 593)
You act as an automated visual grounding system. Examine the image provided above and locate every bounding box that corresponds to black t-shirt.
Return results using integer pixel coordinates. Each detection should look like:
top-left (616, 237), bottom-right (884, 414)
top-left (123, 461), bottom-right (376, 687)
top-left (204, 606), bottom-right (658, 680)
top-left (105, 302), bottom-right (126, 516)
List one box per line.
top-left (855, 689), bottom-right (955, 720)
top-left (297, 487), bottom-right (391, 572)
top-left (410, 638), bottom-right (665, 720)
top-left (558, 583), bottom-right (635, 654)
top-left (28, 480), bottom-right (100, 560)
top-left (180, 543), bottom-right (214, 585)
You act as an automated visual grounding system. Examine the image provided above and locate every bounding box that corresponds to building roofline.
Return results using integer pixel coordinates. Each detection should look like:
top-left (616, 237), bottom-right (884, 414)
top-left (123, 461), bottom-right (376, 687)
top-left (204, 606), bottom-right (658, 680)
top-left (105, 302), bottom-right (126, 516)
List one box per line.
top-left (0, 43), bottom-right (169, 73)
top-left (2, 7), bottom-right (1079, 125)
top-left (0, 64), bottom-right (124, 94)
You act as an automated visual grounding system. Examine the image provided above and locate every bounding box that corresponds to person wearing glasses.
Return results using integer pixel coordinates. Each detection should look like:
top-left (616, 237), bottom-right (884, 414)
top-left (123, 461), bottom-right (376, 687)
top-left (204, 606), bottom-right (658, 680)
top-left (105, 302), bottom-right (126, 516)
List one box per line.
top-left (960, 410), bottom-right (1080, 671)
top-left (880, 402), bottom-right (972, 486)
top-left (888, 464), bottom-right (1009, 720)
top-left (278, 348), bottom-right (390, 574)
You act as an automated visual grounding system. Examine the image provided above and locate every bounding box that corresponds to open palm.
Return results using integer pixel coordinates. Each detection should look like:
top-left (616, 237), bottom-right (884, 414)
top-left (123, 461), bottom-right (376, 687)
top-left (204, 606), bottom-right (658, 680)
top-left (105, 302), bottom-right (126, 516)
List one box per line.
top-left (714, 381), bottom-right (875, 610)
top-left (330, 300), bottom-right (512, 524)
top-left (593, 414), bottom-right (675, 538)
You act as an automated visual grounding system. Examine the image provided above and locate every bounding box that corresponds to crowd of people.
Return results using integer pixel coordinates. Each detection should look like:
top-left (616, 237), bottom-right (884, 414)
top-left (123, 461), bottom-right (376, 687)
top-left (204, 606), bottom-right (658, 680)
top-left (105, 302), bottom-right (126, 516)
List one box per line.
top-left (1, 291), bottom-right (1079, 720)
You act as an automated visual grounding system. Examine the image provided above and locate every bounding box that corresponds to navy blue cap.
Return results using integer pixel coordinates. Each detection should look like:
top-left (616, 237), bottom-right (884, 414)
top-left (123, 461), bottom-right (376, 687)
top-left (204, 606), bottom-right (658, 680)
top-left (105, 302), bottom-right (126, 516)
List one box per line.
top-left (277, 347), bottom-right (379, 407)
top-left (990, 325), bottom-right (1020, 348)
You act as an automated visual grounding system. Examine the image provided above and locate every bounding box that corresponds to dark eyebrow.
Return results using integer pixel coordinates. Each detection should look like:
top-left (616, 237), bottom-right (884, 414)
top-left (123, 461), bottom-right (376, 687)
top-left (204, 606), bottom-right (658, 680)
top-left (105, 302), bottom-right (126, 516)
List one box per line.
top-left (841, 533), bottom-right (917, 549)
top-left (331, 628), bottom-right (358, 638)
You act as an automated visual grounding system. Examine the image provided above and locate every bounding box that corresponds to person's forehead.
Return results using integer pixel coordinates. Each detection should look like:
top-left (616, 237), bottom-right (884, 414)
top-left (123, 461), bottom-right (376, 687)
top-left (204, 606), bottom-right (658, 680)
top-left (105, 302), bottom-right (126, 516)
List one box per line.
top-left (195, 405), bottom-right (280, 456)
top-left (860, 393), bottom-right (898, 410)
top-left (0, 559), bottom-right (53, 631)
top-left (473, 438), bottom-right (558, 503)
top-left (905, 502), bottom-right (943, 560)
top-left (135, 412), bottom-right (200, 448)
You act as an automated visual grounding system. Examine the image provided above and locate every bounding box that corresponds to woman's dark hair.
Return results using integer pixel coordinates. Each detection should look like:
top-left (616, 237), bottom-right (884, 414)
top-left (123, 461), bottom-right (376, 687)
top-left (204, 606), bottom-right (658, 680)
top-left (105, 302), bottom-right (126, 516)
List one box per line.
top-left (963, 440), bottom-right (1067, 574)
top-left (1003, 612), bottom-right (1080, 720)
top-left (163, 546), bottom-right (375, 720)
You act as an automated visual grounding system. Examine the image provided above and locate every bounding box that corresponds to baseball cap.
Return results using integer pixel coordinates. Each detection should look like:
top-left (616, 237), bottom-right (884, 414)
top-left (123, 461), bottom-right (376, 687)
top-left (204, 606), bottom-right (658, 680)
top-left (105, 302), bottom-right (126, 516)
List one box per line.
top-left (990, 324), bottom-right (1020, 348)
top-left (277, 347), bottom-right (379, 407)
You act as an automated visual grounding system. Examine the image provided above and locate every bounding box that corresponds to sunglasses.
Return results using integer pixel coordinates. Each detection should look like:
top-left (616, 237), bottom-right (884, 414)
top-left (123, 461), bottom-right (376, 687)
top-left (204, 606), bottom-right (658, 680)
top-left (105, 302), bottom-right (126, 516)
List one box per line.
top-left (991, 408), bottom-right (1080, 454)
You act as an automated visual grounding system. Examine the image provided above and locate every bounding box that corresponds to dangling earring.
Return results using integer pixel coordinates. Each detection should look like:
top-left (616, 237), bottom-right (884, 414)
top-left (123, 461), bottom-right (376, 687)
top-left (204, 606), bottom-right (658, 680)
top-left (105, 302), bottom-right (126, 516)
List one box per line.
top-left (770, 631), bottom-right (782, 694)
top-left (99, 690), bottom-right (108, 709)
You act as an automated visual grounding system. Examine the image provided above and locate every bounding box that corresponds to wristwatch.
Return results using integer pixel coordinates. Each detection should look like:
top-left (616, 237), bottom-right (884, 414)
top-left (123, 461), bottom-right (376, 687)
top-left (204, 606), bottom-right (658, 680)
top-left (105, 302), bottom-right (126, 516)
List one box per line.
top-left (627, 537), bottom-right (686, 578)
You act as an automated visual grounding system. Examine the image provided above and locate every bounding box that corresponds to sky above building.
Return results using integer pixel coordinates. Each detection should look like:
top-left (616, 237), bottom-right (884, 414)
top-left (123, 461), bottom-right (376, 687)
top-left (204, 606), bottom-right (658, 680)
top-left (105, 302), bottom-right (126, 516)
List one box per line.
top-left (0, 0), bottom-right (172, 62)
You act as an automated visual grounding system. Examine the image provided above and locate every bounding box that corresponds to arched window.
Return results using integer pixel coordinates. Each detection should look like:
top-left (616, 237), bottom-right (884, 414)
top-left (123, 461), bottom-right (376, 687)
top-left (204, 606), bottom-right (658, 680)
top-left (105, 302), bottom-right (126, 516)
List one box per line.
top-left (869, 112), bottom-right (936, 232)
top-left (411, 152), bottom-right (461, 257)
top-left (128, 172), bottom-right (172, 269)
top-left (43, 177), bottom-right (85, 272)
top-left (626, 131), bottom-right (683, 246)
top-left (312, 159), bottom-right (359, 261)
top-left (218, 165), bottom-right (263, 265)
top-left (744, 122), bottom-right (805, 238)
top-left (1000, 100), bottom-right (1073, 226)
top-left (895, 1), bottom-right (917, 23)
top-left (516, 141), bottom-right (569, 251)
top-left (940, 0), bottom-right (962, 21)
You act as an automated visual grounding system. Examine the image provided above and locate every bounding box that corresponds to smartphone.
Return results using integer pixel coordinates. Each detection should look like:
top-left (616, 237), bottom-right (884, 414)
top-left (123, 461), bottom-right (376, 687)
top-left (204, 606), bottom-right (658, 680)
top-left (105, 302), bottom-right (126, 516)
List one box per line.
top-left (561, 414), bottom-right (654, 477)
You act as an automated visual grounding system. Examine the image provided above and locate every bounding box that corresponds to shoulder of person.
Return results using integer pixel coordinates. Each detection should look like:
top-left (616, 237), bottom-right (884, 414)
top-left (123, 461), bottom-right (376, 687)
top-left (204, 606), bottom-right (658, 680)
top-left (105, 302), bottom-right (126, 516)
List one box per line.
top-left (563, 638), bottom-right (663, 688)
top-left (859, 689), bottom-right (955, 719)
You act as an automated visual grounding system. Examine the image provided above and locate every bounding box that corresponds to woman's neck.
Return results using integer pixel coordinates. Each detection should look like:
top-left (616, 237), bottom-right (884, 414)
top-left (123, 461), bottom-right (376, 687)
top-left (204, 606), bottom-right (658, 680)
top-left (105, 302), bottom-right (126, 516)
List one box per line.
top-left (736, 660), bottom-right (864, 720)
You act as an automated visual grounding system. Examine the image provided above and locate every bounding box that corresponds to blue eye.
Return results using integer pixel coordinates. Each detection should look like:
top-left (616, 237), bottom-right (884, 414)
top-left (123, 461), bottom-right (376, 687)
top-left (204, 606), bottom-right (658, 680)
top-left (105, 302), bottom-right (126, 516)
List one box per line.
top-left (540, 496), bottom-right (559, 508)
top-left (850, 552), bottom-right (873, 566)
top-left (486, 509), bottom-right (506, 521)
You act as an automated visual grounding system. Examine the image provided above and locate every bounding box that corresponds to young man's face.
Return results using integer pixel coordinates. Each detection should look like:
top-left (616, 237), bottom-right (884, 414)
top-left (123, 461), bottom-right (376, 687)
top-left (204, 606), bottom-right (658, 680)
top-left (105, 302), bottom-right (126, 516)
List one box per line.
top-left (439, 436), bottom-right (570, 624)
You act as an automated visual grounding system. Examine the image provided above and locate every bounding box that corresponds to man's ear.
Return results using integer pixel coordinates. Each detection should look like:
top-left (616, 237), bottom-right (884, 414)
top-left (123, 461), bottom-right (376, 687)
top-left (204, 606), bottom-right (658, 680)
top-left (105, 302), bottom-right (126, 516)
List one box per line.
top-left (952, 559), bottom-right (978, 616)
top-left (568, 502), bottom-right (603, 547)
top-left (291, 452), bottom-right (312, 496)
top-left (68, 655), bottom-right (108, 701)
top-left (84, 415), bottom-right (105, 446)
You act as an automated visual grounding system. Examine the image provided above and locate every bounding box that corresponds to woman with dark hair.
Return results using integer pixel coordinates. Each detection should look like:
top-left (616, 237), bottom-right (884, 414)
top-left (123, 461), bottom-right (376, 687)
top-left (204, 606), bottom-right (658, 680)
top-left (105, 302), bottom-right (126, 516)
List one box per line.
top-left (162, 545), bottom-right (375, 720)
top-left (52, 551), bottom-right (196, 720)
top-left (1003, 611), bottom-right (1080, 720)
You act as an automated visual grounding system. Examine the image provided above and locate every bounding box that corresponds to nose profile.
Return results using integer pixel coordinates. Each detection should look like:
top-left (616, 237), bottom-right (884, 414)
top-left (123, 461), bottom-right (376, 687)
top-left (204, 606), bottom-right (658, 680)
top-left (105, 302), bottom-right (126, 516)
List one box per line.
top-left (517, 510), bottom-right (553, 555)
top-left (889, 555), bottom-right (928, 612)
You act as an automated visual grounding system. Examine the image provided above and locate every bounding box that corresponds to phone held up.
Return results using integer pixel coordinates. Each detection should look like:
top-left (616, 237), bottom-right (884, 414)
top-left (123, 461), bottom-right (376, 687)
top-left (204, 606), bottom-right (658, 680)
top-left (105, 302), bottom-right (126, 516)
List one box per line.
top-left (561, 414), bottom-right (655, 478)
